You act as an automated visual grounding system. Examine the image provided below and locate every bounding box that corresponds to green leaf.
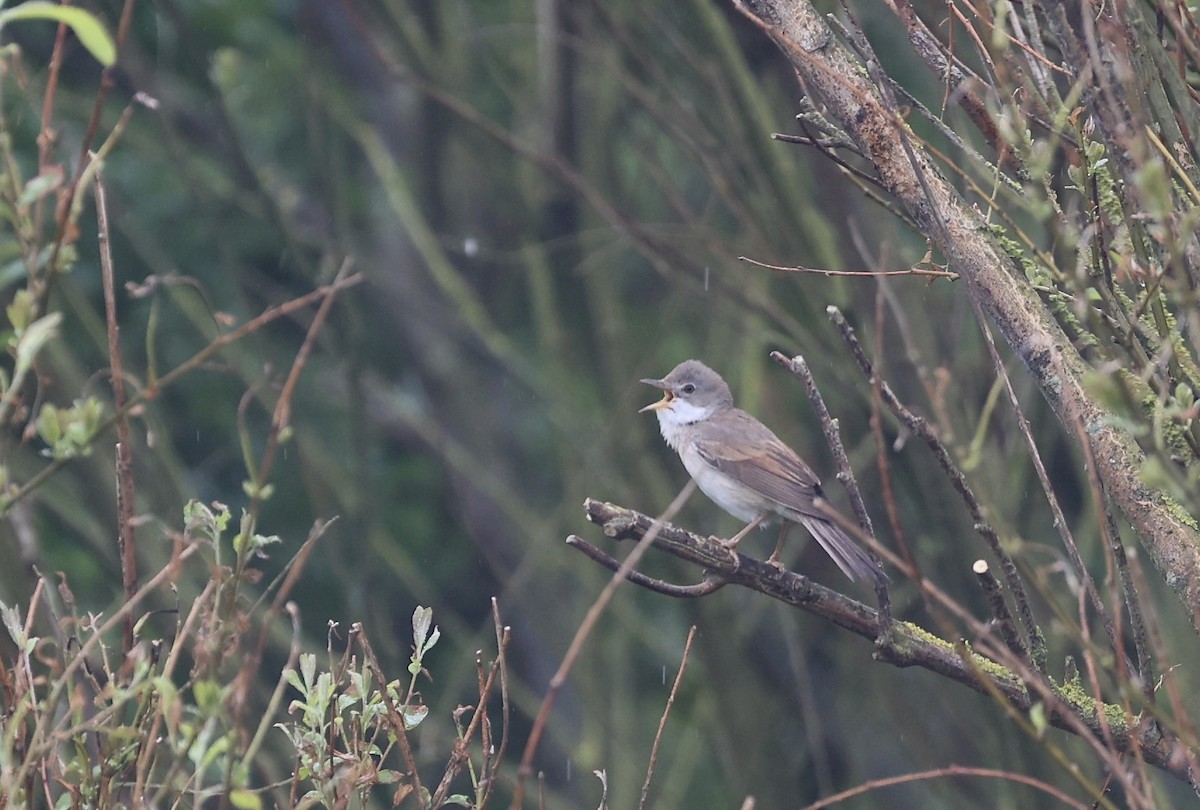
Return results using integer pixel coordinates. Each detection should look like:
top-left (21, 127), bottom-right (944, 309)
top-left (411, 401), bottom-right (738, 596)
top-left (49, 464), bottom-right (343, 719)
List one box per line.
top-left (402, 704), bottom-right (428, 730)
top-left (184, 500), bottom-right (231, 542)
top-left (299, 653), bottom-right (316, 690)
top-left (412, 605), bottom-right (439, 659)
top-left (0, 2), bottom-right (116, 66)
top-left (412, 605), bottom-right (431, 648)
top-left (14, 311), bottom-right (60, 382)
top-left (228, 789), bottom-right (262, 810)
top-left (1029, 701), bottom-right (1047, 737)
top-left (193, 679), bottom-right (223, 715)
top-left (6, 288), bottom-right (33, 334)
top-left (200, 733), bottom-right (230, 769)
top-left (423, 625), bottom-right (440, 655)
top-left (153, 676), bottom-right (178, 718)
top-left (0, 602), bottom-right (23, 645)
top-left (283, 667), bottom-right (304, 694)
top-left (36, 403), bottom-right (61, 445)
top-left (17, 168), bottom-right (62, 207)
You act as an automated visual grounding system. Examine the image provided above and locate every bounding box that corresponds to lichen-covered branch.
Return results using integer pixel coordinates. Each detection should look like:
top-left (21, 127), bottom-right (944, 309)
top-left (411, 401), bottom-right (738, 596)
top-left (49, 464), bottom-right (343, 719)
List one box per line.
top-left (574, 498), bottom-right (1194, 781)
top-left (733, 0), bottom-right (1200, 630)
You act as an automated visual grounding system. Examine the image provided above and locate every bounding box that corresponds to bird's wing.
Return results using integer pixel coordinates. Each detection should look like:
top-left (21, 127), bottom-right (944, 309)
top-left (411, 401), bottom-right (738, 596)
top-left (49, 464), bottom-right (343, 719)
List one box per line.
top-left (691, 409), bottom-right (826, 518)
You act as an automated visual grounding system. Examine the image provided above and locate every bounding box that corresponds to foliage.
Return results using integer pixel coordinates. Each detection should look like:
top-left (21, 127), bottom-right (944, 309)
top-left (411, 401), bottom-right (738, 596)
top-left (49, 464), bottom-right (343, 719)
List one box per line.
top-left (0, 502), bottom-right (500, 807)
top-left (0, 502), bottom-right (282, 807)
top-left (0, 2), bottom-right (114, 65)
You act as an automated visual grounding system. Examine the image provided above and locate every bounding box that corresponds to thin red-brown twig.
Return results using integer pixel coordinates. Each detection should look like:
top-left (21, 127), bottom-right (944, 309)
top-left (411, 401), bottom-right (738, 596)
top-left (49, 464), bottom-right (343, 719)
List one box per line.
top-left (473, 599), bottom-right (512, 807)
top-left (94, 165), bottom-right (137, 657)
top-left (33, 8), bottom-right (70, 263)
top-left (429, 618), bottom-right (511, 807)
top-left (248, 258), bottom-right (356, 524)
top-left (565, 536), bottom-right (728, 597)
top-left (800, 763), bottom-right (1089, 810)
top-left (1, 272), bottom-right (365, 514)
top-left (43, 0), bottom-right (137, 306)
top-left (510, 480), bottom-right (696, 809)
top-left (739, 254), bottom-right (958, 279)
top-left (11, 543), bottom-right (204, 792)
top-left (638, 626), bottom-right (697, 810)
top-left (359, 629), bottom-right (427, 810)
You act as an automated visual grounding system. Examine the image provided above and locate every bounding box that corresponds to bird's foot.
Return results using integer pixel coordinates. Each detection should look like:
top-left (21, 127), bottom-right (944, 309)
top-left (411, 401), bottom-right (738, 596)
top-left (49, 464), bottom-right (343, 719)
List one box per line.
top-left (764, 553), bottom-right (787, 572)
top-left (711, 536), bottom-right (742, 569)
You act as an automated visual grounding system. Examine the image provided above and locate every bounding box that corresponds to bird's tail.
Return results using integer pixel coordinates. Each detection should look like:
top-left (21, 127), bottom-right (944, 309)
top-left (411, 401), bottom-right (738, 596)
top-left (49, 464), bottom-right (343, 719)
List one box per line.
top-left (800, 516), bottom-right (887, 584)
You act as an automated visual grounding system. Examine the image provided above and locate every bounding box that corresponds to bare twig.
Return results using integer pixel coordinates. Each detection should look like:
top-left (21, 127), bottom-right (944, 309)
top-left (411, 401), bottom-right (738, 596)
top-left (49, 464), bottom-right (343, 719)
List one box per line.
top-left (972, 303), bottom-right (1117, 655)
top-left (566, 536), bottom-right (728, 597)
top-left (1072, 419), bottom-right (1153, 699)
top-left (429, 620), bottom-right (510, 807)
top-left (867, 281), bottom-right (921, 585)
top-left (769, 351), bottom-right (891, 618)
top-left (32, 11), bottom-right (69, 268)
top-left (800, 763), bottom-right (1090, 810)
top-left (972, 560), bottom-right (1028, 662)
top-left (94, 165), bottom-right (138, 658)
top-left (638, 626), bottom-right (697, 810)
top-left (240, 601), bottom-right (304, 770)
top-left (739, 254), bottom-right (957, 279)
top-left (359, 629), bottom-right (427, 810)
top-left (0, 272), bottom-right (365, 514)
top-left (478, 598), bottom-right (511, 808)
top-left (41, 0), bottom-right (138, 306)
top-left (827, 306), bottom-right (1047, 669)
top-left (12, 543), bottom-right (204, 792)
top-left (248, 258), bottom-right (356, 523)
top-left (510, 481), bottom-right (696, 809)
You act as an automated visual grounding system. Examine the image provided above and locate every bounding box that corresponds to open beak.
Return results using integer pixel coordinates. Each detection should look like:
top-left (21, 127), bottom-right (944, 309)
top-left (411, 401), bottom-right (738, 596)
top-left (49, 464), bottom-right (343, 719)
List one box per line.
top-left (638, 377), bottom-right (674, 412)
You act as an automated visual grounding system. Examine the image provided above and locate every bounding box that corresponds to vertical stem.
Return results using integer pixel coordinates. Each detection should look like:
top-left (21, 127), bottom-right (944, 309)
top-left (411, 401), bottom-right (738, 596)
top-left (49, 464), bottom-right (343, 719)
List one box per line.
top-left (94, 164), bottom-right (137, 656)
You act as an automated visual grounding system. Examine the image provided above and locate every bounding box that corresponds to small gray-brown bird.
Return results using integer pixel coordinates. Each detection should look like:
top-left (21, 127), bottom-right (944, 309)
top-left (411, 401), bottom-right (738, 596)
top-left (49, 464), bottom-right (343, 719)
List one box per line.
top-left (640, 359), bottom-right (885, 584)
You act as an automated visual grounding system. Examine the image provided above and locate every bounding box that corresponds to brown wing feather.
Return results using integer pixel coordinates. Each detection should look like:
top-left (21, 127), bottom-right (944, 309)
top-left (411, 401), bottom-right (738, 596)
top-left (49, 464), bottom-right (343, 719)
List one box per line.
top-left (693, 408), bottom-right (887, 584)
top-left (691, 408), bottom-right (826, 520)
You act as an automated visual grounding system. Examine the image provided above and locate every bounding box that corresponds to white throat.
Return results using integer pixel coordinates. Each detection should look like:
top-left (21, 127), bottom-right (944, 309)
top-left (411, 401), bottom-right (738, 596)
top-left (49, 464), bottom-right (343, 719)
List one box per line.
top-left (654, 399), bottom-right (714, 451)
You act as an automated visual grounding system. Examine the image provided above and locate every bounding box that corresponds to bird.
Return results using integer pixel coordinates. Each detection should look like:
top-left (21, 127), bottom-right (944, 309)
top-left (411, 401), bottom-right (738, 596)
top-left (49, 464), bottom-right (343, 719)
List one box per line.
top-left (639, 359), bottom-right (885, 584)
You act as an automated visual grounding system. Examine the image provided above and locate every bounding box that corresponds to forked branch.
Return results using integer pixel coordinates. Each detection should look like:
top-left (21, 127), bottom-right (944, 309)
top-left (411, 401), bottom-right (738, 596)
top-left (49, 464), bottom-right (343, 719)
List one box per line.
top-left (570, 498), bottom-right (1193, 782)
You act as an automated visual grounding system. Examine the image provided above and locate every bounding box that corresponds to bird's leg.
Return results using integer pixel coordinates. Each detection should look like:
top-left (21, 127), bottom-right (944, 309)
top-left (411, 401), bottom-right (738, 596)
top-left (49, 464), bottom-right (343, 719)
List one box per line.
top-left (722, 514), bottom-right (766, 549)
top-left (766, 523), bottom-right (791, 569)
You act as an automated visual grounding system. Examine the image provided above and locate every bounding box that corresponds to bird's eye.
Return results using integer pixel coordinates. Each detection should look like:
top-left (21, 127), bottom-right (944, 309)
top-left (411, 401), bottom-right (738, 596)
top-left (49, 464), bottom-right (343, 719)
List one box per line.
top-left (682, 383), bottom-right (696, 394)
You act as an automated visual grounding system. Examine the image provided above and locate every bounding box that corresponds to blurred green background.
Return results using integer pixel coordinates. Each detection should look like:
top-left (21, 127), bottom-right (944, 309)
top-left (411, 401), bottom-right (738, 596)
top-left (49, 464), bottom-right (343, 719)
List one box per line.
top-left (2, 1), bottom-right (1196, 807)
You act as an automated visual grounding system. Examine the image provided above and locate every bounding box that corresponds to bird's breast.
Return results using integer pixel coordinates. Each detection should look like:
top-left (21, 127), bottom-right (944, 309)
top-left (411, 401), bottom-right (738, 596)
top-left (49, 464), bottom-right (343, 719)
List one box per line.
top-left (655, 412), bottom-right (689, 452)
top-left (678, 444), bottom-right (771, 524)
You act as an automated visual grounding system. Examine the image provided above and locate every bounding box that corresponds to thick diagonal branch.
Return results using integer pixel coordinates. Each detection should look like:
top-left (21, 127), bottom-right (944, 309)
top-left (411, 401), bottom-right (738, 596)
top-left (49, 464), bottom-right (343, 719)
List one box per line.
top-left (577, 499), bottom-right (1192, 780)
top-left (734, 0), bottom-right (1200, 630)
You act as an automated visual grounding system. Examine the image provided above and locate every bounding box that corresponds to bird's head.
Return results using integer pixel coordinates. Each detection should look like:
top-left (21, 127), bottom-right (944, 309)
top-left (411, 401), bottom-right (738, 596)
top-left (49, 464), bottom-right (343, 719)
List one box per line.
top-left (639, 359), bottom-right (733, 426)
